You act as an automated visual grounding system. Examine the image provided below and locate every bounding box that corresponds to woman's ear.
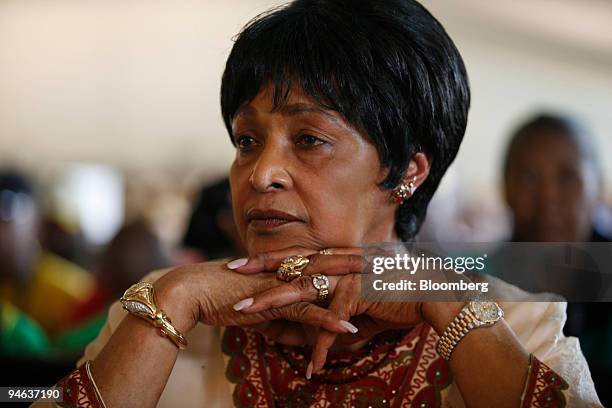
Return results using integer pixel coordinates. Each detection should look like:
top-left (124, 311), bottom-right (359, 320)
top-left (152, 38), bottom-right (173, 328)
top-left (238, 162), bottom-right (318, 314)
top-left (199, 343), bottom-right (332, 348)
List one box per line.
top-left (376, 152), bottom-right (432, 188)
top-left (402, 152), bottom-right (431, 191)
top-left (389, 153), bottom-right (432, 204)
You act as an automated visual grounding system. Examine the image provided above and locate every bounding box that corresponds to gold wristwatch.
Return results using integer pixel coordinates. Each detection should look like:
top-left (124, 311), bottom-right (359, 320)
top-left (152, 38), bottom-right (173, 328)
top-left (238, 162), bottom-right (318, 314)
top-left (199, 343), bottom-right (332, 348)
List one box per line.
top-left (436, 297), bottom-right (503, 360)
top-left (120, 282), bottom-right (188, 350)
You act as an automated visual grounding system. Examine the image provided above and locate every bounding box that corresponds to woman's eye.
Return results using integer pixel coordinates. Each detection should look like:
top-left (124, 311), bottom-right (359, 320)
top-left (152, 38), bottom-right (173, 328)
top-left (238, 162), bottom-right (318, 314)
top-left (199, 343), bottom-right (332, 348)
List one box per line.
top-left (297, 134), bottom-right (325, 147)
top-left (236, 135), bottom-right (257, 150)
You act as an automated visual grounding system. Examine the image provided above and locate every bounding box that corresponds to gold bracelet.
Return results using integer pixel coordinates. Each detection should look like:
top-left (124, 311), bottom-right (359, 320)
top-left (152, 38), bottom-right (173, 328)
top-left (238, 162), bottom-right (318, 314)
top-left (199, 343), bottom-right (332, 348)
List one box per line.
top-left (85, 360), bottom-right (107, 408)
top-left (57, 361), bottom-right (107, 408)
top-left (120, 282), bottom-right (188, 350)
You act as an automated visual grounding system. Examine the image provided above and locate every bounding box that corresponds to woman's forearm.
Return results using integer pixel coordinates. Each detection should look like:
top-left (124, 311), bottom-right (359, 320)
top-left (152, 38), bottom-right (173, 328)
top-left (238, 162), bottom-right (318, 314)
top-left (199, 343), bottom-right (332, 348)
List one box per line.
top-left (90, 316), bottom-right (180, 408)
top-left (90, 280), bottom-right (196, 408)
top-left (425, 302), bottom-right (530, 408)
top-left (83, 263), bottom-right (310, 407)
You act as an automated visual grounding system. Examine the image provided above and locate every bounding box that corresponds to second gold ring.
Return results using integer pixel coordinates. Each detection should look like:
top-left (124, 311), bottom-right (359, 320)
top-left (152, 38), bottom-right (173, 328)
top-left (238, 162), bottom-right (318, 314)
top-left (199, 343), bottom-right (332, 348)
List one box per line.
top-left (311, 274), bottom-right (330, 302)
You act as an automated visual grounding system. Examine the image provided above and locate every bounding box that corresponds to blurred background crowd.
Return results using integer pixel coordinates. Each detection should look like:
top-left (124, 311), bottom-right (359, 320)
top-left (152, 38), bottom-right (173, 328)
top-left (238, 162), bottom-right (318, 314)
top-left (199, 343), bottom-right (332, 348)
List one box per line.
top-left (0, 0), bottom-right (611, 405)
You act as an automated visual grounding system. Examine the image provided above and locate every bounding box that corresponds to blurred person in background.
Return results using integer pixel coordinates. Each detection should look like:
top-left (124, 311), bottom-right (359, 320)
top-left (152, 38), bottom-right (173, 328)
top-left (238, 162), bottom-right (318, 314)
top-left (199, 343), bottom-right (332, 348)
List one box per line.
top-left (0, 170), bottom-right (50, 356)
top-left (66, 218), bottom-right (171, 328)
top-left (40, 217), bottom-right (87, 267)
top-left (182, 178), bottom-right (246, 262)
top-left (502, 112), bottom-right (612, 402)
top-left (0, 170), bottom-right (96, 356)
top-left (45, 219), bottom-right (171, 358)
top-left (504, 113), bottom-right (609, 243)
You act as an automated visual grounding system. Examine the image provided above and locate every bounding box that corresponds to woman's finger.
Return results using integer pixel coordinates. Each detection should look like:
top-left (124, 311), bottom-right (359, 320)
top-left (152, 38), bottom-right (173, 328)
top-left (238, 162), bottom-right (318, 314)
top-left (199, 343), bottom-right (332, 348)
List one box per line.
top-left (310, 277), bottom-right (359, 373)
top-left (226, 247), bottom-right (364, 274)
top-left (260, 302), bottom-right (358, 335)
top-left (230, 253), bottom-right (365, 277)
top-left (333, 315), bottom-right (387, 346)
top-left (245, 321), bottom-right (308, 347)
top-left (310, 330), bottom-right (338, 375)
top-left (230, 301), bottom-right (353, 335)
top-left (318, 247), bottom-right (364, 256)
top-left (298, 254), bottom-right (363, 276)
top-left (233, 275), bottom-right (340, 313)
top-left (226, 245), bottom-right (317, 273)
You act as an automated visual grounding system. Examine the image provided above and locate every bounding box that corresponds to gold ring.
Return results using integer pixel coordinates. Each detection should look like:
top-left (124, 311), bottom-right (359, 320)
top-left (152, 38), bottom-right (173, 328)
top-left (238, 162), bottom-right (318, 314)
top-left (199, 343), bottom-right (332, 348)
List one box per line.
top-left (311, 274), bottom-right (330, 302)
top-left (277, 255), bottom-right (310, 282)
top-left (319, 249), bottom-right (333, 255)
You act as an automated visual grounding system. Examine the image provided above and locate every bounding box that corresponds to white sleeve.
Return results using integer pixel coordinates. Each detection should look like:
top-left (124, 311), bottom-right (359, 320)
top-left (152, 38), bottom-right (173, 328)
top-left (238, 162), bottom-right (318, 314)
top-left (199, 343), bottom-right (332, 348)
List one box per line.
top-left (504, 300), bottom-right (603, 407)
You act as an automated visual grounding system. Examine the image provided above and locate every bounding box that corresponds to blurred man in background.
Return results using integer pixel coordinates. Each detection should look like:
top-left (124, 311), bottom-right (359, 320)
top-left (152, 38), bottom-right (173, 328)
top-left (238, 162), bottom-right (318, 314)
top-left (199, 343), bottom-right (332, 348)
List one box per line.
top-left (504, 113), bottom-right (609, 242)
top-left (502, 113), bottom-right (612, 402)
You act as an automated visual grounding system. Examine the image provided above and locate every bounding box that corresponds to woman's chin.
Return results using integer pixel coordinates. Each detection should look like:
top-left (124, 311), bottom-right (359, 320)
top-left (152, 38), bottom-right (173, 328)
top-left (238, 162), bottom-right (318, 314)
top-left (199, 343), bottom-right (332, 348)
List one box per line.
top-left (247, 239), bottom-right (304, 256)
top-left (245, 226), bottom-right (315, 255)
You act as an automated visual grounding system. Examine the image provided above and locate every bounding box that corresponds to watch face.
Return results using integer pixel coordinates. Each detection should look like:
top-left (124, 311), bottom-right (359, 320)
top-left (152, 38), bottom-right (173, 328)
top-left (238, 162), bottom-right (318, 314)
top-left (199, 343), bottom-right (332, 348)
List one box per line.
top-left (469, 301), bottom-right (503, 324)
top-left (312, 274), bottom-right (329, 290)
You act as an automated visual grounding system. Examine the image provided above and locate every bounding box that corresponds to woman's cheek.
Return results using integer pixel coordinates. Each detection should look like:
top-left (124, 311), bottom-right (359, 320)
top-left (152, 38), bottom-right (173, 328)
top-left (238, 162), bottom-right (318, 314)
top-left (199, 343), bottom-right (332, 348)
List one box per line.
top-left (229, 182), bottom-right (248, 240)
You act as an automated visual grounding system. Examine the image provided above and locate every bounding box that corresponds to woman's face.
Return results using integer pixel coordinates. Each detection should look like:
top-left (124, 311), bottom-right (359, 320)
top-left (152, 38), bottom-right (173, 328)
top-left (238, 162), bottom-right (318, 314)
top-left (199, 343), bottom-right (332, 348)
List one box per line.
top-left (229, 85), bottom-right (398, 256)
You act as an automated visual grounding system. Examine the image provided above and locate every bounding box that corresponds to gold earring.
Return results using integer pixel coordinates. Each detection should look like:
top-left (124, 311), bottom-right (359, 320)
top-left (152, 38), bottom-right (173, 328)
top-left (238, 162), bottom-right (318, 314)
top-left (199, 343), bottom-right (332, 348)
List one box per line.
top-left (409, 179), bottom-right (416, 195)
top-left (391, 177), bottom-right (417, 204)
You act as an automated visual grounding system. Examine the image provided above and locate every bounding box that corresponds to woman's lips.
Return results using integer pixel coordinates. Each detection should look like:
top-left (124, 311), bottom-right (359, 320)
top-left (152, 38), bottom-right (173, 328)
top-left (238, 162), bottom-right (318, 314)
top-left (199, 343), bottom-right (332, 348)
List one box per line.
top-left (246, 209), bottom-right (302, 230)
top-left (249, 218), bottom-right (295, 229)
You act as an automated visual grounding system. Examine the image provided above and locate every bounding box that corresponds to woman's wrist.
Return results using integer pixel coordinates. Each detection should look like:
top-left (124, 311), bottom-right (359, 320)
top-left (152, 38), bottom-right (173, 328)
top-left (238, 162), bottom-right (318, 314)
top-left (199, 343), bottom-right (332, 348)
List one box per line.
top-left (421, 301), bottom-right (466, 336)
top-left (152, 268), bottom-right (201, 335)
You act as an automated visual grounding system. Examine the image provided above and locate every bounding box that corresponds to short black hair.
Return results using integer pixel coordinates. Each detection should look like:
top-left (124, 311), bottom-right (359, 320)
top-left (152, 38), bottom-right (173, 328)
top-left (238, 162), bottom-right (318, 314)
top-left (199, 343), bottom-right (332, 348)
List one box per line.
top-left (221, 0), bottom-right (470, 241)
top-left (503, 113), bottom-right (601, 181)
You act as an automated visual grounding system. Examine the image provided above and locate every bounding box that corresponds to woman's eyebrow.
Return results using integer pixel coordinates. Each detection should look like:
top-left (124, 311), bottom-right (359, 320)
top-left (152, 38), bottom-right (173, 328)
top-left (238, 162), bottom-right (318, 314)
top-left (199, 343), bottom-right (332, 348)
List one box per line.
top-left (234, 102), bottom-right (343, 127)
top-left (276, 103), bottom-right (342, 126)
top-left (234, 105), bottom-right (257, 119)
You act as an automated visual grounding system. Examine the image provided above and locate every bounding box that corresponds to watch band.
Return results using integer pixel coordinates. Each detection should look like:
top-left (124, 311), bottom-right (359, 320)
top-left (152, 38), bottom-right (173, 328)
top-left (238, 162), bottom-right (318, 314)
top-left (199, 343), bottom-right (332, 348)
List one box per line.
top-left (436, 304), bottom-right (479, 360)
top-left (436, 299), bottom-right (503, 360)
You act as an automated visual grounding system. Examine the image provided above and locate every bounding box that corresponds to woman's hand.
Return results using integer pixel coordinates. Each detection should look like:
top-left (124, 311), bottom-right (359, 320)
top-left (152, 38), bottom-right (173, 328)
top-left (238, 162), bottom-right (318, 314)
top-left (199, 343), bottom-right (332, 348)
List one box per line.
top-left (87, 250), bottom-right (361, 408)
top-left (232, 248), bottom-right (481, 375)
top-left (231, 250), bottom-right (431, 376)
top-left (150, 255), bottom-right (356, 344)
top-left (227, 246), bottom-right (368, 344)
top-left (238, 273), bottom-right (426, 373)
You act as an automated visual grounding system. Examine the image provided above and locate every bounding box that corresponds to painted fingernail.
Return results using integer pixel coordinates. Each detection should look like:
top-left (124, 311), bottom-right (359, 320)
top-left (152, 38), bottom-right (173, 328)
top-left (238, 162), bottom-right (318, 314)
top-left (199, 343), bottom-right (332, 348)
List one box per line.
top-left (227, 258), bottom-right (248, 269)
top-left (339, 320), bottom-right (359, 334)
top-left (306, 361), bottom-right (313, 380)
top-left (233, 298), bottom-right (254, 311)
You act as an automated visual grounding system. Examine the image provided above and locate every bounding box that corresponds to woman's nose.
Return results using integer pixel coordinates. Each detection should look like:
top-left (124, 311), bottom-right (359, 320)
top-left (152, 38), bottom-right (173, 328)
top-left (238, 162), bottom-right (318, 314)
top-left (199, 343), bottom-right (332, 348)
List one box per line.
top-left (249, 145), bottom-right (292, 193)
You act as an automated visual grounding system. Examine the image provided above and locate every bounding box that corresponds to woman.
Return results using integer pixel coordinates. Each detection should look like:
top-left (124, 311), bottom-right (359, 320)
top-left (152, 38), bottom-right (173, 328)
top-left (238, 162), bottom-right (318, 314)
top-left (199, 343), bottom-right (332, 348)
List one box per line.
top-left (45, 0), bottom-right (601, 407)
